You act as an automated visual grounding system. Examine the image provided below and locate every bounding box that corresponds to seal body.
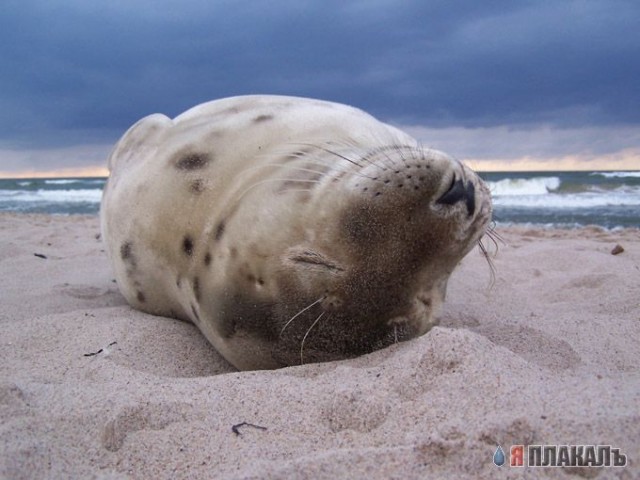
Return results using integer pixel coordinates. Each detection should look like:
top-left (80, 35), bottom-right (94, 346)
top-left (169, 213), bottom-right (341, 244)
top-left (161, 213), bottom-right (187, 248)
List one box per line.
top-left (101, 95), bottom-right (492, 370)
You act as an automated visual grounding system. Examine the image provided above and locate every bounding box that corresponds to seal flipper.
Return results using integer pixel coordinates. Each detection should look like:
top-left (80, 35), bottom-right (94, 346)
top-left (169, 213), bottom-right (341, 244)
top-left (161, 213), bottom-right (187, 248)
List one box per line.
top-left (107, 113), bottom-right (172, 173)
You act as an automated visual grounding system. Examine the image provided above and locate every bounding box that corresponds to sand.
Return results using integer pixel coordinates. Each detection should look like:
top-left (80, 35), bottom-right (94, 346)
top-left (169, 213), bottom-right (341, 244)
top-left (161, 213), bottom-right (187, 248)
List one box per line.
top-left (0, 213), bottom-right (638, 479)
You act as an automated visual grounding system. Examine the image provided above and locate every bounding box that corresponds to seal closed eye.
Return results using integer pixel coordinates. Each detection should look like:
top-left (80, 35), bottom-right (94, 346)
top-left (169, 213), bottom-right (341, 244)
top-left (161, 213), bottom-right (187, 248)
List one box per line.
top-left (101, 94), bottom-right (492, 370)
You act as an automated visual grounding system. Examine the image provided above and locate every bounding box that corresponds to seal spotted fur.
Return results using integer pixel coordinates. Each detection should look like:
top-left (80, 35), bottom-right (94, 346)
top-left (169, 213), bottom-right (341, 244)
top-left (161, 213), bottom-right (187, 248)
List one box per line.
top-left (101, 95), bottom-right (492, 370)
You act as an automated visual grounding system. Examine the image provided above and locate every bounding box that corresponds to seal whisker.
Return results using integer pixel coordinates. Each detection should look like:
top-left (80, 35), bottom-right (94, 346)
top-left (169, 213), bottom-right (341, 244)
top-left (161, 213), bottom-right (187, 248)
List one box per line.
top-left (478, 238), bottom-right (497, 289)
top-left (235, 177), bottom-right (323, 203)
top-left (486, 222), bottom-right (506, 251)
top-left (300, 311), bottom-right (327, 365)
top-left (279, 157), bottom-right (358, 179)
top-left (280, 297), bottom-right (324, 337)
top-left (291, 143), bottom-right (376, 179)
top-left (378, 146), bottom-right (402, 170)
top-left (260, 164), bottom-right (333, 178)
top-left (282, 189), bottom-right (317, 194)
top-left (264, 146), bottom-right (374, 180)
top-left (325, 140), bottom-right (390, 171)
top-left (239, 162), bottom-right (332, 177)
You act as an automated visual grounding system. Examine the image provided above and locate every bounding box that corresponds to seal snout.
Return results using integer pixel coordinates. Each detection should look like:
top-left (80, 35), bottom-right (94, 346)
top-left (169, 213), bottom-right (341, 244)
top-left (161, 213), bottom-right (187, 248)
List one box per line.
top-left (436, 175), bottom-right (476, 216)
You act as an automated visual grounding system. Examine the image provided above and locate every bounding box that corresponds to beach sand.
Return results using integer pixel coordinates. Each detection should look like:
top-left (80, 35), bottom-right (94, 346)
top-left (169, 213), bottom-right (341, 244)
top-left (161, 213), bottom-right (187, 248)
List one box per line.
top-left (1, 213), bottom-right (638, 479)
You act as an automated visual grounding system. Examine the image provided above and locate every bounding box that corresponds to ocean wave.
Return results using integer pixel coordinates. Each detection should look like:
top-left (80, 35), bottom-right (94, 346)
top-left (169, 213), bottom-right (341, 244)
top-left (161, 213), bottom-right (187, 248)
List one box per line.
top-left (17, 181), bottom-right (32, 187)
top-left (590, 171), bottom-right (640, 179)
top-left (43, 178), bottom-right (106, 185)
top-left (493, 191), bottom-right (640, 208)
top-left (0, 189), bottom-right (103, 203)
top-left (44, 179), bottom-right (82, 185)
top-left (487, 177), bottom-right (561, 196)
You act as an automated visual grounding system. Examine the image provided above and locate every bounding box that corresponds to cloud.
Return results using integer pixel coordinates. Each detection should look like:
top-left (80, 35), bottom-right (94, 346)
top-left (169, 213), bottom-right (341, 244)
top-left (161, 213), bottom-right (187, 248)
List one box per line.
top-left (400, 124), bottom-right (640, 160)
top-left (0, 144), bottom-right (111, 175)
top-left (0, 0), bottom-right (638, 173)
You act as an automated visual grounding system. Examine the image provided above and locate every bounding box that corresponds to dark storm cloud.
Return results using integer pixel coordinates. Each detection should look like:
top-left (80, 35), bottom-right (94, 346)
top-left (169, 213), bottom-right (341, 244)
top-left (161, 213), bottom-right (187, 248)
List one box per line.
top-left (0, 0), bottom-right (638, 149)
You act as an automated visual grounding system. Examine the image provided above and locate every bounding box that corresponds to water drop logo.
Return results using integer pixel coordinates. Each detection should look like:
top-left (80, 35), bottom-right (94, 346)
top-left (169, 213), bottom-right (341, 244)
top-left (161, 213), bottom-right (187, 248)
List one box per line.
top-left (493, 445), bottom-right (506, 467)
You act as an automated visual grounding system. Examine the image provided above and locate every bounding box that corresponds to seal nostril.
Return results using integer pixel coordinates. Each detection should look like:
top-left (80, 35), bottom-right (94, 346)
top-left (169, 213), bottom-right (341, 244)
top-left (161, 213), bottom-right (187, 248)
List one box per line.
top-left (437, 176), bottom-right (465, 205)
top-left (465, 181), bottom-right (476, 216)
top-left (436, 176), bottom-right (476, 217)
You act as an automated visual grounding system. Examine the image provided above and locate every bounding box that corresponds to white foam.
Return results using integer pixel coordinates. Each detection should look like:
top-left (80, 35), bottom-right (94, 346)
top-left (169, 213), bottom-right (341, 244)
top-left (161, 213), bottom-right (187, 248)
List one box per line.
top-left (590, 171), bottom-right (640, 178)
top-left (44, 179), bottom-right (81, 185)
top-left (0, 189), bottom-right (103, 203)
top-left (493, 191), bottom-right (640, 208)
top-left (17, 181), bottom-right (32, 187)
top-left (488, 177), bottom-right (561, 196)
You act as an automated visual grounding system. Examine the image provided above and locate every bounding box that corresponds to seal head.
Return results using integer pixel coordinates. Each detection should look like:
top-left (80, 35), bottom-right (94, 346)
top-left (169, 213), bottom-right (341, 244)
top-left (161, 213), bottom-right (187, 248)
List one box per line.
top-left (201, 145), bottom-right (491, 369)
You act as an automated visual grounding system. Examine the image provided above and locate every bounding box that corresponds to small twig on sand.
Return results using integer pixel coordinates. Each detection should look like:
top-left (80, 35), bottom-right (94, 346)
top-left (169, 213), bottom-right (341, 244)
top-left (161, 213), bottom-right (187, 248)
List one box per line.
top-left (232, 422), bottom-right (267, 436)
top-left (83, 341), bottom-right (117, 357)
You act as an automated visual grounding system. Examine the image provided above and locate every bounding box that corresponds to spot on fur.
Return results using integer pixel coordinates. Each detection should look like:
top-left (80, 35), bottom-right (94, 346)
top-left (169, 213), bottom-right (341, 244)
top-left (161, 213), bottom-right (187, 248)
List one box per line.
top-left (137, 291), bottom-right (146, 303)
top-left (182, 236), bottom-right (194, 256)
top-left (253, 114), bottom-right (274, 123)
top-left (190, 179), bottom-right (205, 193)
top-left (120, 242), bottom-right (133, 261)
top-left (175, 152), bottom-right (211, 170)
top-left (215, 221), bottom-right (225, 241)
top-left (204, 252), bottom-right (212, 266)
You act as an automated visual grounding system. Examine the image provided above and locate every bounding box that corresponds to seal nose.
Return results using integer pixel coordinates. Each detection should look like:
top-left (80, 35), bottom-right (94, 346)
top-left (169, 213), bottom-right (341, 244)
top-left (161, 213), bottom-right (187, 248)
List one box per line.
top-left (436, 176), bottom-right (476, 216)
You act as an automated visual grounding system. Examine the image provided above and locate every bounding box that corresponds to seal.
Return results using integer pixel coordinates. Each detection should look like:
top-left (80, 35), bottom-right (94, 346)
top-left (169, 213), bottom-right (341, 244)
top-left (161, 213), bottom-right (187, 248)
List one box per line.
top-left (101, 95), bottom-right (492, 370)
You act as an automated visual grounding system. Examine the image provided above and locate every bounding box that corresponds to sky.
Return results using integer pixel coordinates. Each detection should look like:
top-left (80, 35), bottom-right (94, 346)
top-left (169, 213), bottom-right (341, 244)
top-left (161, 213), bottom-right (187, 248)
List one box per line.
top-left (1, 0), bottom-right (639, 177)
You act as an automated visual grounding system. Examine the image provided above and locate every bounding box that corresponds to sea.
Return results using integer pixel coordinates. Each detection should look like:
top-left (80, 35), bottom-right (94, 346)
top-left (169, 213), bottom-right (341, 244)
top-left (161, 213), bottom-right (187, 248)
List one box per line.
top-left (0, 171), bottom-right (639, 229)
